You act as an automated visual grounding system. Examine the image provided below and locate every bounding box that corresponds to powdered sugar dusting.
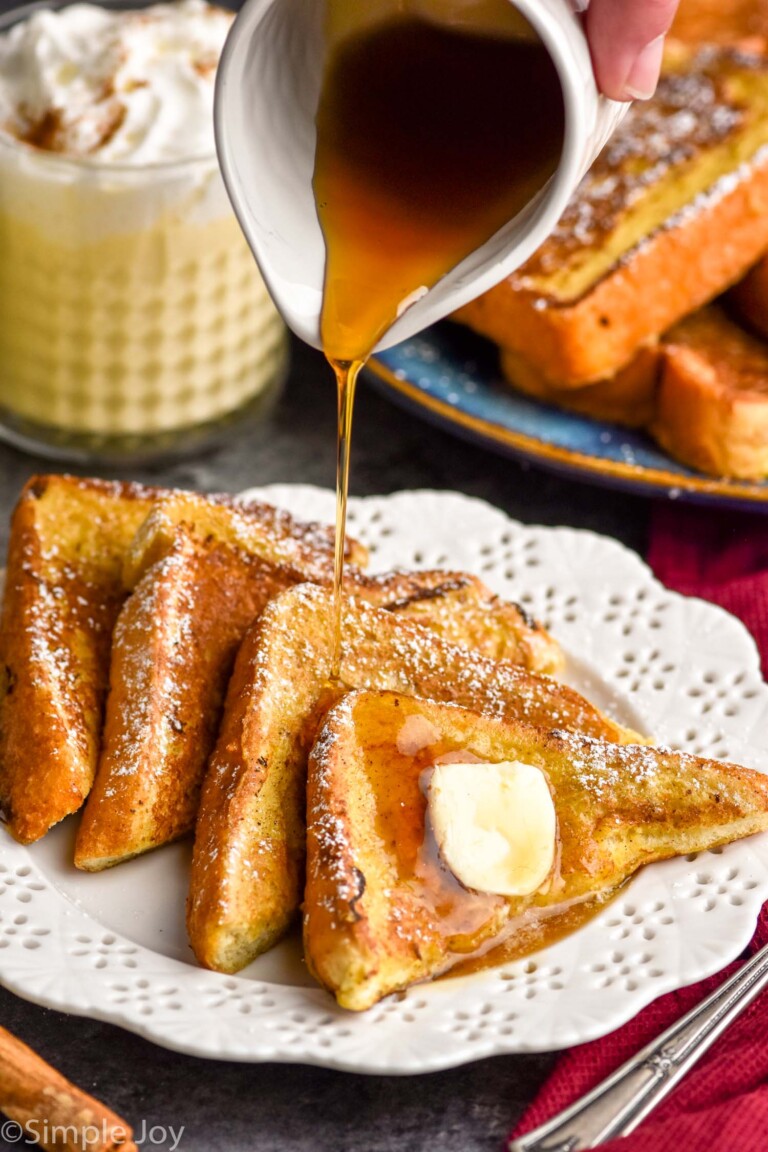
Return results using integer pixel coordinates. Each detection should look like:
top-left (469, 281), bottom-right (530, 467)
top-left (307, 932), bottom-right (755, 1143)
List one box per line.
top-left (517, 47), bottom-right (762, 292)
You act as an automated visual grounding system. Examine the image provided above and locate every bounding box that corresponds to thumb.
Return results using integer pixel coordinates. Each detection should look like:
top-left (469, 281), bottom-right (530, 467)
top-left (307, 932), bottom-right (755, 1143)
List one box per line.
top-left (585, 0), bottom-right (679, 100)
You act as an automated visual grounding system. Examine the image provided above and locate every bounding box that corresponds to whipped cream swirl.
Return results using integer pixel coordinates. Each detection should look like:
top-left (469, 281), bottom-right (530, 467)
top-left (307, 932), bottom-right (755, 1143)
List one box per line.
top-left (0, 0), bottom-right (233, 163)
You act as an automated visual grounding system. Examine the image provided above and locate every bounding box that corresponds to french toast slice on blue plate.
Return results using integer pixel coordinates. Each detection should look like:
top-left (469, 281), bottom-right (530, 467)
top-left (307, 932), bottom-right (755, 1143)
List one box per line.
top-left (304, 690), bottom-right (768, 1010)
top-left (671, 0), bottom-right (768, 50)
top-left (499, 342), bottom-right (661, 428)
top-left (455, 45), bottom-right (768, 385)
top-left (187, 583), bottom-right (635, 975)
top-left (653, 304), bottom-right (768, 478)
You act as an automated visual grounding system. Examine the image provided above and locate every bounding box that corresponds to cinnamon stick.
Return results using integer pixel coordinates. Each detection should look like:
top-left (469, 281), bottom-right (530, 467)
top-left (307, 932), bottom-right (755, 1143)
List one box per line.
top-left (0, 1025), bottom-right (136, 1151)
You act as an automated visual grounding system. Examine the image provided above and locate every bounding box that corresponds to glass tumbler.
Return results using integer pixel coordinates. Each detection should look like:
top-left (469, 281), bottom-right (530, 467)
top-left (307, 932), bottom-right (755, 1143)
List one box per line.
top-left (0, 0), bottom-right (288, 462)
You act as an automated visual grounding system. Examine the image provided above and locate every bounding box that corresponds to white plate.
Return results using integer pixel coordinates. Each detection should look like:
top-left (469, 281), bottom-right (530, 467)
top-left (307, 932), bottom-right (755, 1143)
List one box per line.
top-left (1, 485), bottom-right (768, 1074)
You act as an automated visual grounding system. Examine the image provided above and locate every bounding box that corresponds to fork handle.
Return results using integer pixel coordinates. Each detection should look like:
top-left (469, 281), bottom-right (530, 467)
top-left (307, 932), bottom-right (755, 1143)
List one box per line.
top-left (509, 939), bottom-right (768, 1152)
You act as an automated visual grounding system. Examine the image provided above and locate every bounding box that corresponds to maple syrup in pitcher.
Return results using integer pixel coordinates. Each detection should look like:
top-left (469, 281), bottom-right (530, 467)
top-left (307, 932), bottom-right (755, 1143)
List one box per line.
top-left (313, 0), bottom-right (564, 665)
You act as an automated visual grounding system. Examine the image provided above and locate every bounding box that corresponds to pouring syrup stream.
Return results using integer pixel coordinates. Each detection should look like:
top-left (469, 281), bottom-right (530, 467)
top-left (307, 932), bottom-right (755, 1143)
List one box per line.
top-left (330, 357), bottom-right (362, 672)
top-left (312, 3), bottom-right (564, 673)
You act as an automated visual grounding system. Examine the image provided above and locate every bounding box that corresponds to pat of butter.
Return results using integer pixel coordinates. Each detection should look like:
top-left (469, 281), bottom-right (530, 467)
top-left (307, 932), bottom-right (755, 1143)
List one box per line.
top-left (426, 760), bottom-right (556, 896)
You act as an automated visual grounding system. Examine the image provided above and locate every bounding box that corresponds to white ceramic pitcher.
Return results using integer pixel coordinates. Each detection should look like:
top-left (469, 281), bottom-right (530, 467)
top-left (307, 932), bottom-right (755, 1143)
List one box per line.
top-left (214, 0), bottom-right (627, 353)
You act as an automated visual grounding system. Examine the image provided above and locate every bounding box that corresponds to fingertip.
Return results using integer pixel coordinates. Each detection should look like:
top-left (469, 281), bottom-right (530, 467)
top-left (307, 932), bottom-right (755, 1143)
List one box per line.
top-left (622, 33), bottom-right (665, 100)
top-left (586, 0), bottom-right (678, 100)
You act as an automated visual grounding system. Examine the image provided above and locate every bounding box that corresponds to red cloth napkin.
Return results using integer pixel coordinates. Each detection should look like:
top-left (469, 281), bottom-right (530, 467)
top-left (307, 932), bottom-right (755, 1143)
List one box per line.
top-left (508, 502), bottom-right (768, 1152)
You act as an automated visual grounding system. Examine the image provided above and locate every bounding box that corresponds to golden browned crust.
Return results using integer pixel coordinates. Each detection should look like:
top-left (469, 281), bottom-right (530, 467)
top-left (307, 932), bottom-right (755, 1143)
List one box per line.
top-left (0, 475), bottom-right (165, 843)
top-left (187, 584), bottom-right (635, 975)
top-left (652, 305), bottom-right (768, 477)
top-left (499, 343), bottom-right (661, 427)
top-left (305, 691), bottom-right (768, 1010)
top-left (497, 300), bottom-right (768, 476)
top-left (454, 48), bottom-right (768, 384)
top-left (457, 157), bottom-right (768, 384)
top-left (2, 480), bottom-right (560, 860)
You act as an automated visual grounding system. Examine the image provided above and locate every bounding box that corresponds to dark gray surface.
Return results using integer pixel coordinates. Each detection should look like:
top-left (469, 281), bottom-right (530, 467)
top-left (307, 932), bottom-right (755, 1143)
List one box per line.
top-left (0, 987), bottom-right (557, 1152)
top-left (0, 336), bottom-right (651, 1152)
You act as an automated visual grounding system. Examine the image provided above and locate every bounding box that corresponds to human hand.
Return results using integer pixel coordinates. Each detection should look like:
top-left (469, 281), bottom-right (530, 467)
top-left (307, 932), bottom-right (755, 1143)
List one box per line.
top-left (584, 0), bottom-right (680, 101)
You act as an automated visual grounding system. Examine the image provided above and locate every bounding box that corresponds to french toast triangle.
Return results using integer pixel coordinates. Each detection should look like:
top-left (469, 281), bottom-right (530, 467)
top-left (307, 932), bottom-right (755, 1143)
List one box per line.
top-left (0, 475), bottom-right (165, 844)
top-left (74, 532), bottom-right (297, 871)
top-left (187, 583), bottom-right (637, 976)
top-left (121, 489), bottom-right (368, 590)
top-left (304, 690), bottom-right (768, 1012)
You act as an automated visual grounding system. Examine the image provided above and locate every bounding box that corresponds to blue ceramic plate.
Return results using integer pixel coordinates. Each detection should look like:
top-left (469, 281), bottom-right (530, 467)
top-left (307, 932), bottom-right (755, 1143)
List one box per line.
top-left (368, 324), bottom-right (768, 512)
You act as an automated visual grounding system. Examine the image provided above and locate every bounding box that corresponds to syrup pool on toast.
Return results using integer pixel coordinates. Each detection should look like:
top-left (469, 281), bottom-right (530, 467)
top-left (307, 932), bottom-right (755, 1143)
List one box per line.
top-left (312, 0), bottom-right (564, 669)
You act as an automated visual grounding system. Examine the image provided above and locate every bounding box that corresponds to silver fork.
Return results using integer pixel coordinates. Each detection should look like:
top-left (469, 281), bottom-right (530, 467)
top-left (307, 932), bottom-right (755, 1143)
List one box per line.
top-left (509, 939), bottom-right (768, 1152)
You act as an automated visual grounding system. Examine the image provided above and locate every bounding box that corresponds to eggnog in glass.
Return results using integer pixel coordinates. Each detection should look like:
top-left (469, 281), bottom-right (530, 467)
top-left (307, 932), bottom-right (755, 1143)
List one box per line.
top-left (0, 0), bottom-right (287, 460)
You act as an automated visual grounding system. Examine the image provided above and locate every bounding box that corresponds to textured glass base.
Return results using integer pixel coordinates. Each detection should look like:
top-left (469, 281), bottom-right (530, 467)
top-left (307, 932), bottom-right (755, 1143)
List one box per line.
top-left (0, 343), bottom-right (288, 466)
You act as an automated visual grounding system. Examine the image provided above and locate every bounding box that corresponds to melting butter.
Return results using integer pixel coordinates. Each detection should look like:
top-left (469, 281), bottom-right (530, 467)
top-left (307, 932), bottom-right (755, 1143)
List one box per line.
top-left (426, 760), bottom-right (557, 896)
